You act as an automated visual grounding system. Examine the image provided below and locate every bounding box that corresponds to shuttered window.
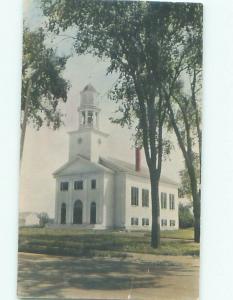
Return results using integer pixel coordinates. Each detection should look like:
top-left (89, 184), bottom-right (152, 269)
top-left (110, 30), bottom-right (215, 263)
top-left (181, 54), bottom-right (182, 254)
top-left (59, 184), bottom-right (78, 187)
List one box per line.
top-left (60, 182), bottom-right (69, 191)
top-left (161, 192), bottom-right (167, 209)
top-left (142, 218), bottom-right (149, 226)
top-left (74, 180), bottom-right (83, 190)
top-left (142, 189), bottom-right (149, 207)
top-left (161, 219), bottom-right (167, 226)
top-left (131, 187), bottom-right (139, 206)
top-left (169, 194), bottom-right (175, 209)
top-left (131, 217), bottom-right (139, 225)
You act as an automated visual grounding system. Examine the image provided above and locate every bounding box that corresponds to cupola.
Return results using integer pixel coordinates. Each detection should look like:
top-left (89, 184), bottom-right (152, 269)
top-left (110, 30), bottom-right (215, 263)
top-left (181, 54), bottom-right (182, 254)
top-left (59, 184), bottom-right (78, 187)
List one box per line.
top-left (78, 83), bottom-right (100, 129)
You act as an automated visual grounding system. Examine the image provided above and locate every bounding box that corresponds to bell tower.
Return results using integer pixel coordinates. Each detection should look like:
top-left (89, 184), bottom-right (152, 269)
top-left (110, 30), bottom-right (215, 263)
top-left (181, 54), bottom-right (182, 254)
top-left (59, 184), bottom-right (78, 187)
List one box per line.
top-left (78, 84), bottom-right (100, 129)
top-left (68, 84), bottom-right (109, 162)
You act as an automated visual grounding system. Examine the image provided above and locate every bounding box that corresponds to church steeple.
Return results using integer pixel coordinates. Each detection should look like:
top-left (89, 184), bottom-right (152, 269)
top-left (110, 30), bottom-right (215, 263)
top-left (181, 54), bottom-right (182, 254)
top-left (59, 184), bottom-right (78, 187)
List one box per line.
top-left (68, 83), bottom-right (109, 162)
top-left (78, 84), bottom-right (100, 129)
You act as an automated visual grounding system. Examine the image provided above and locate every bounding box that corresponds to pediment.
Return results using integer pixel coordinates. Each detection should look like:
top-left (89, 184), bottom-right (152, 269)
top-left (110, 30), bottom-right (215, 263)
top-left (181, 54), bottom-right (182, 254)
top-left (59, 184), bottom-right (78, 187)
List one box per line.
top-left (53, 156), bottom-right (112, 177)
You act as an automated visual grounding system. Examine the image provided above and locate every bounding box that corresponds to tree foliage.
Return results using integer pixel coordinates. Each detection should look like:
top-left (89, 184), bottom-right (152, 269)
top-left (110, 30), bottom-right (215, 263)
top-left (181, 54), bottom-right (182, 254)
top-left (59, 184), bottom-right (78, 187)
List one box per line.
top-left (21, 26), bottom-right (70, 160)
top-left (37, 212), bottom-right (53, 227)
top-left (179, 157), bottom-right (200, 200)
top-left (179, 203), bottom-right (194, 229)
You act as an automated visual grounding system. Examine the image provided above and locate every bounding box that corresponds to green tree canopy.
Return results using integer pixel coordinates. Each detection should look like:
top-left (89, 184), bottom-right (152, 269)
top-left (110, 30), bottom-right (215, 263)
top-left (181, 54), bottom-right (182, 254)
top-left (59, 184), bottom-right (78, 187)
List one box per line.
top-left (21, 26), bottom-right (70, 160)
top-left (179, 203), bottom-right (194, 229)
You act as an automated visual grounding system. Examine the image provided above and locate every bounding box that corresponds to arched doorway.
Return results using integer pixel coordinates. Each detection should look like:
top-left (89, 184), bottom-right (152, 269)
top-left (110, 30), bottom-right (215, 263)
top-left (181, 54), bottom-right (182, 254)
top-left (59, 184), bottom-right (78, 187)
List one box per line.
top-left (61, 203), bottom-right (66, 224)
top-left (73, 200), bottom-right (83, 224)
top-left (90, 202), bottom-right (96, 224)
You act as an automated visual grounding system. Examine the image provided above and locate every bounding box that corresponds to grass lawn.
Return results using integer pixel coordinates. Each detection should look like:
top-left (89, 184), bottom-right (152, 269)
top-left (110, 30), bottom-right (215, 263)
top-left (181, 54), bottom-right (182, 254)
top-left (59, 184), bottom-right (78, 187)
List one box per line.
top-left (18, 227), bottom-right (199, 258)
top-left (161, 228), bottom-right (194, 240)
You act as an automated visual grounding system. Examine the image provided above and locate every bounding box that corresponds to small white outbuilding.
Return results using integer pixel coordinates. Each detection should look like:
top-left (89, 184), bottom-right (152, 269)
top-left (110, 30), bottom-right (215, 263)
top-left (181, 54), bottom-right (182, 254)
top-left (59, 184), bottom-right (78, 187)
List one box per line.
top-left (53, 84), bottom-right (179, 230)
top-left (19, 212), bottom-right (40, 227)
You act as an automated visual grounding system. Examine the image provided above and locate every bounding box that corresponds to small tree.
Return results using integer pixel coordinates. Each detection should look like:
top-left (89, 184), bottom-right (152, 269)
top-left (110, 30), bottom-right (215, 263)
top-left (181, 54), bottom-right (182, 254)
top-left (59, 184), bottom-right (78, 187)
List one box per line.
top-left (179, 203), bottom-right (194, 228)
top-left (38, 212), bottom-right (49, 227)
top-left (162, 5), bottom-right (202, 242)
top-left (165, 44), bottom-right (202, 242)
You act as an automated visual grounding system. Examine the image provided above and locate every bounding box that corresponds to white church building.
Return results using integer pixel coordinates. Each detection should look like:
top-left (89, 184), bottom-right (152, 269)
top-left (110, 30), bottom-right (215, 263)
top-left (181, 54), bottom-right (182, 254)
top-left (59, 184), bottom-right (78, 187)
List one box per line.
top-left (53, 84), bottom-right (179, 230)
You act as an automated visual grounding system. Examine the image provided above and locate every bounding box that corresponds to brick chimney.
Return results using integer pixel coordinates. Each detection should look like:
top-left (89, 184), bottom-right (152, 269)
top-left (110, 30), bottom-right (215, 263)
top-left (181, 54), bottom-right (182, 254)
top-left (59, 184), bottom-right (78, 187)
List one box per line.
top-left (135, 147), bottom-right (141, 172)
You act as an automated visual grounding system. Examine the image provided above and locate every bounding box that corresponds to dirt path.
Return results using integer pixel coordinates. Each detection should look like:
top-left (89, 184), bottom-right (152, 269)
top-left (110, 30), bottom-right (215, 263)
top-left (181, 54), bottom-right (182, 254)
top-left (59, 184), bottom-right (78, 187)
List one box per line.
top-left (17, 252), bottom-right (199, 300)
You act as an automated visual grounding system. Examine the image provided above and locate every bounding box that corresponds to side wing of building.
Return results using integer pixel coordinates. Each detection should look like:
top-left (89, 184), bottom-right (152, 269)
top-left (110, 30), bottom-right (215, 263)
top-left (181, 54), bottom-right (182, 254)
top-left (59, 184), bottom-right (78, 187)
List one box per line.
top-left (100, 157), bottom-right (179, 231)
top-left (117, 173), bottom-right (179, 230)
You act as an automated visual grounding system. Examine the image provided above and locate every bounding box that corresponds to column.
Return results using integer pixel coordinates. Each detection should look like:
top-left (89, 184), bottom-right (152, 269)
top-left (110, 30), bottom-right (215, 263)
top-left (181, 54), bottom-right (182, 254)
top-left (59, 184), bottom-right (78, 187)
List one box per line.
top-left (80, 111), bottom-right (84, 127)
top-left (85, 176), bottom-right (89, 224)
top-left (96, 112), bottom-right (99, 129)
top-left (54, 180), bottom-right (59, 224)
top-left (93, 112), bottom-right (96, 127)
top-left (85, 110), bottom-right (88, 126)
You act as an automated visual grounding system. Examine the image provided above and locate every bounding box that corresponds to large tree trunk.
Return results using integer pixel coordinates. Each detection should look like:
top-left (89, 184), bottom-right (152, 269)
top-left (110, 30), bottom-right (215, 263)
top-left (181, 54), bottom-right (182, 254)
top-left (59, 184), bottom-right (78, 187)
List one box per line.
top-left (20, 110), bottom-right (28, 162)
top-left (150, 172), bottom-right (160, 248)
top-left (20, 80), bottom-right (31, 163)
top-left (193, 188), bottom-right (201, 243)
top-left (189, 165), bottom-right (201, 243)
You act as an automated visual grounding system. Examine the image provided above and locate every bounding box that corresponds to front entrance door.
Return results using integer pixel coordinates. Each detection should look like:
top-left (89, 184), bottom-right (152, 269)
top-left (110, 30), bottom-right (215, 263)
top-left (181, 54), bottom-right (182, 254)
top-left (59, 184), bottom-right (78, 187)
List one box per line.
top-left (73, 200), bottom-right (83, 224)
top-left (90, 202), bottom-right (96, 224)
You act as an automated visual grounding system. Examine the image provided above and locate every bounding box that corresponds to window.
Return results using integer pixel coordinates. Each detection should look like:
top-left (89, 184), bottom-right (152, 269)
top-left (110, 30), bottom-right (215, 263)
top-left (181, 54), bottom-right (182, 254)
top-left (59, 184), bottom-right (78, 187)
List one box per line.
top-left (170, 220), bottom-right (176, 227)
top-left (91, 179), bottom-right (96, 189)
top-left (161, 219), bottom-right (167, 226)
top-left (90, 202), bottom-right (96, 224)
top-left (161, 192), bottom-right (167, 209)
top-left (169, 194), bottom-right (175, 210)
top-left (60, 182), bottom-right (69, 191)
top-left (142, 189), bottom-right (149, 207)
top-left (131, 217), bottom-right (139, 226)
top-left (131, 187), bottom-right (139, 206)
top-left (74, 180), bottom-right (83, 190)
top-left (142, 218), bottom-right (149, 226)
top-left (61, 203), bottom-right (66, 224)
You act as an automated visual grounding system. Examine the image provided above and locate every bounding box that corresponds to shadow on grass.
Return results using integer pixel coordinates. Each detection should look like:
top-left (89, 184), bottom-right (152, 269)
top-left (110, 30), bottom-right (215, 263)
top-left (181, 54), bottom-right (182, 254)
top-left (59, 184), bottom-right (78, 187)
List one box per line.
top-left (17, 253), bottom-right (193, 298)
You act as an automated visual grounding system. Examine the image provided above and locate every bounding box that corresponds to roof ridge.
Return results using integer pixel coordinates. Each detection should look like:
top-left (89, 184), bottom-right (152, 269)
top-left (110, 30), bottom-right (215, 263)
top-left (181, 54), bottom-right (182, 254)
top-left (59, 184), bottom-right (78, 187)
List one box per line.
top-left (100, 156), bottom-right (178, 185)
top-left (102, 156), bottom-right (148, 170)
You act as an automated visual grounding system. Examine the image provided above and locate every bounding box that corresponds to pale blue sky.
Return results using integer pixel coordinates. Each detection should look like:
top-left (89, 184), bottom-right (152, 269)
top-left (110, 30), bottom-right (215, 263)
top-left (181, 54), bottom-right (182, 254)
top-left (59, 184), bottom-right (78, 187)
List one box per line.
top-left (20, 0), bottom-right (184, 216)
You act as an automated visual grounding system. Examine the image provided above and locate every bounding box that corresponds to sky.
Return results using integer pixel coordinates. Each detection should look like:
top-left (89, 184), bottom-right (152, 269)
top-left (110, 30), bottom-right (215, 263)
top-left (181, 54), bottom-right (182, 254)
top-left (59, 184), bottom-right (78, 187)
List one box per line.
top-left (20, 0), bottom-right (184, 217)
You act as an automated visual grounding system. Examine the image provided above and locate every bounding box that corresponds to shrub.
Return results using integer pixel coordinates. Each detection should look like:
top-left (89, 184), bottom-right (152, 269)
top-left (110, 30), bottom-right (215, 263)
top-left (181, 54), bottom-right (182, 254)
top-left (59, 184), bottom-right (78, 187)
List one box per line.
top-left (37, 212), bottom-right (53, 227)
top-left (179, 203), bottom-right (194, 228)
